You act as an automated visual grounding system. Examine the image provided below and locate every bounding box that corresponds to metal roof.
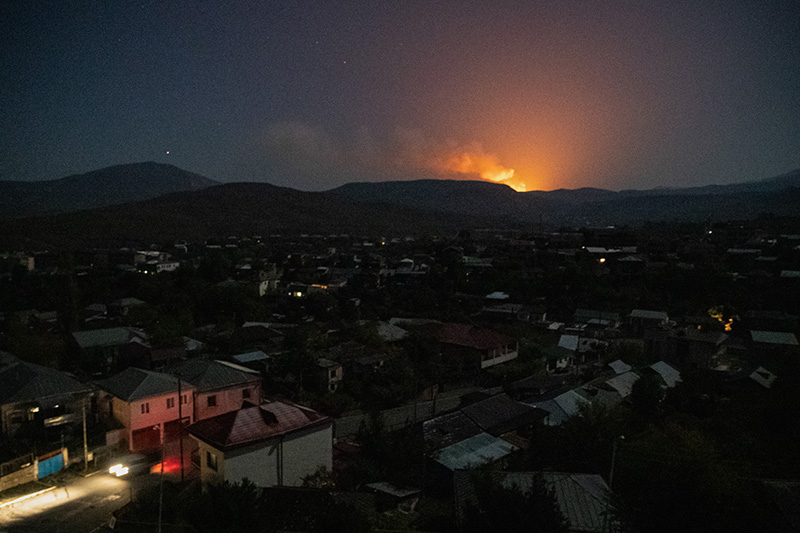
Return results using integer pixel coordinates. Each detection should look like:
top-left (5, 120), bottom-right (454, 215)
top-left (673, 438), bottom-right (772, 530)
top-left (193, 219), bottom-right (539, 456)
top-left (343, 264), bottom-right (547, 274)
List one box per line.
top-left (97, 367), bottom-right (193, 402)
top-left (231, 350), bottom-right (271, 363)
top-left (186, 400), bottom-right (330, 451)
top-left (0, 351), bottom-right (92, 405)
top-left (751, 330), bottom-right (799, 346)
top-left (454, 471), bottom-right (616, 533)
top-left (434, 432), bottom-right (517, 471)
top-left (72, 327), bottom-right (147, 349)
top-left (608, 359), bottom-right (632, 374)
top-left (459, 393), bottom-right (547, 436)
top-left (650, 361), bottom-right (681, 388)
top-left (605, 371), bottom-right (641, 398)
top-left (168, 359), bottom-right (259, 392)
top-left (423, 411), bottom-right (483, 450)
top-left (529, 389), bottom-right (591, 426)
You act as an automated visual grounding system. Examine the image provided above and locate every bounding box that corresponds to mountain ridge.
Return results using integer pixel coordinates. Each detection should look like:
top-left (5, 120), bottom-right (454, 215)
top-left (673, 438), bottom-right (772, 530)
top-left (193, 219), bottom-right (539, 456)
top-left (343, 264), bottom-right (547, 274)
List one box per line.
top-left (0, 162), bottom-right (219, 217)
top-left (1, 165), bottom-right (799, 248)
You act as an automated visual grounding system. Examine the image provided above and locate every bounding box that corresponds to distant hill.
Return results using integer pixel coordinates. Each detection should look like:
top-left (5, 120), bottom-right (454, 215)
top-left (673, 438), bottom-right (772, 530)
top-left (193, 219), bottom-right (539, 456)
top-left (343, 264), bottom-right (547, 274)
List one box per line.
top-left (1, 164), bottom-right (800, 248)
top-left (332, 170), bottom-right (800, 225)
top-left (0, 182), bottom-right (494, 248)
top-left (0, 162), bottom-right (218, 217)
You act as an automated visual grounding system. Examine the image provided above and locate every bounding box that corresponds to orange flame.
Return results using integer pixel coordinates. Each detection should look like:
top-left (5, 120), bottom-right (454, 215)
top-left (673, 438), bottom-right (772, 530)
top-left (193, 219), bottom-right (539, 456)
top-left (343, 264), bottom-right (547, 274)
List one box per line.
top-left (438, 150), bottom-right (525, 191)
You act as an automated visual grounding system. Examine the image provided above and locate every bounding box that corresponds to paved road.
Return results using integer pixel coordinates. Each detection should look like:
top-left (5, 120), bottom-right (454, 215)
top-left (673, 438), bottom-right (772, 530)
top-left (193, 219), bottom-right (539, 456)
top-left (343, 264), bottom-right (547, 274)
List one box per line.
top-left (0, 471), bottom-right (159, 533)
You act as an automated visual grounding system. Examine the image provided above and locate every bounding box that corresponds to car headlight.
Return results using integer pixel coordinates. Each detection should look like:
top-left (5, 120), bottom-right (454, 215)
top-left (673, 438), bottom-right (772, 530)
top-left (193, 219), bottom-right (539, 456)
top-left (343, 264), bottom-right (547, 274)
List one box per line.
top-left (109, 464), bottom-right (129, 476)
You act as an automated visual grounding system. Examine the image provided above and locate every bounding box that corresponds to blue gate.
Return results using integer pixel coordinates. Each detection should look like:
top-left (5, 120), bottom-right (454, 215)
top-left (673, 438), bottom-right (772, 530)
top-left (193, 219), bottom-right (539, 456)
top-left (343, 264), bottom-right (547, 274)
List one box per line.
top-left (37, 450), bottom-right (64, 479)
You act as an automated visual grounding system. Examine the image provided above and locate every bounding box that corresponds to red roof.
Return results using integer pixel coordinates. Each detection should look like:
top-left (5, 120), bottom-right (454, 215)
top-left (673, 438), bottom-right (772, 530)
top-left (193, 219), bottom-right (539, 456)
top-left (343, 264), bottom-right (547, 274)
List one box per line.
top-left (187, 400), bottom-right (331, 451)
top-left (433, 323), bottom-right (514, 351)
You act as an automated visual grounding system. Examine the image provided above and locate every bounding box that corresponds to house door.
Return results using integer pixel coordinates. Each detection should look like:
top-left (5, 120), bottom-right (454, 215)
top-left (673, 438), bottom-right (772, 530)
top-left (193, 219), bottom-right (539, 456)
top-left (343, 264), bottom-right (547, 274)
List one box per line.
top-left (131, 425), bottom-right (161, 451)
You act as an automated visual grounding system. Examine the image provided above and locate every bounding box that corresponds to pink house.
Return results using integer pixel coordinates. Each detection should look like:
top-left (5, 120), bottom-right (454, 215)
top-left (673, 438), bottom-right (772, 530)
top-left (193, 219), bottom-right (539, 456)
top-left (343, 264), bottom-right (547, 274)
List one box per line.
top-left (168, 359), bottom-right (262, 422)
top-left (97, 367), bottom-right (196, 451)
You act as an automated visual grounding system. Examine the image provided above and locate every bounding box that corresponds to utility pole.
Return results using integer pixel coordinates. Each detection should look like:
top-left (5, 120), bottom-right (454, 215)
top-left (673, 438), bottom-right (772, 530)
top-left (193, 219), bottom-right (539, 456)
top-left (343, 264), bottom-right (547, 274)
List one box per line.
top-left (608, 435), bottom-right (624, 490)
top-left (178, 378), bottom-right (184, 482)
top-left (82, 402), bottom-right (89, 474)
top-left (158, 424), bottom-right (165, 533)
top-left (604, 435), bottom-right (624, 532)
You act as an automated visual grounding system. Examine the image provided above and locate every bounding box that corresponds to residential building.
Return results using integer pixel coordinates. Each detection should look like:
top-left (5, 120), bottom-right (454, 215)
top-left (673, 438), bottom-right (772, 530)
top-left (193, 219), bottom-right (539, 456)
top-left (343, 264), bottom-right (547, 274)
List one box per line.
top-left (96, 367), bottom-right (196, 451)
top-left (168, 359), bottom-right (262, 421)
top-left (430, 323), bottom-right (519, 371)
top-left (186, 400), bottom-right (332, 488)
top-left (0, 351), bottom-right (93, 439)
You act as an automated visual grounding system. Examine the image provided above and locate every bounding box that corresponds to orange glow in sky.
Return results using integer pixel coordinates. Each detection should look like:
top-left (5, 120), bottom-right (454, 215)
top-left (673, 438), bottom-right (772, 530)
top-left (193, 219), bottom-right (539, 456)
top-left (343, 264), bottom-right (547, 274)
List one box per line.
top-left (438, 150), bottom-right (527, 191)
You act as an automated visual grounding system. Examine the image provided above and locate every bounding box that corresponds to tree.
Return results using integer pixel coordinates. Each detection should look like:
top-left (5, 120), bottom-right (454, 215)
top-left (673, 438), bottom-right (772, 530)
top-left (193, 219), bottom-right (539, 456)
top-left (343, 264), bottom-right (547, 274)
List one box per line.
top-left (630, 373), bottom-right (665, 418)
top-left (462, 471), bottom-right (569, 533)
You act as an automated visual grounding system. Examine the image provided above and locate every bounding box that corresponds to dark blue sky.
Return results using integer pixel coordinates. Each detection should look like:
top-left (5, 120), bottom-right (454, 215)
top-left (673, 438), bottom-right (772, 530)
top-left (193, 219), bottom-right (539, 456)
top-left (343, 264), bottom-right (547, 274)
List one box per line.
top-left (2, 0), bottom-right (799, 191)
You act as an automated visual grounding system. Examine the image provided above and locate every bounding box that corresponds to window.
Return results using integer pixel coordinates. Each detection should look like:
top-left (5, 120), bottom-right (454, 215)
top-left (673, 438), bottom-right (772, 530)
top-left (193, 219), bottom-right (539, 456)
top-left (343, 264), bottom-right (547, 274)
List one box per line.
top-left (167, 397), bottom-right (175, 409)
top-left (206, 451), bottom-right (218, 472)
top-left (181, 394), bottom-right (188, 405)
top-left (141, 402), bottom-right (150, 414)
top-left (207, 395), bottom-right (217, 407)
top-left (242, 388), bottom-right (251, 399)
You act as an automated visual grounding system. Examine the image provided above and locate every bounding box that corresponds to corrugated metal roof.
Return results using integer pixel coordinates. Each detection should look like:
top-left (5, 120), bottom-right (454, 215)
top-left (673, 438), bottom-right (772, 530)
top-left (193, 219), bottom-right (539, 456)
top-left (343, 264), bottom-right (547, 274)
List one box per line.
top-left (0, 351), bottom-right (92, 405)
top-left (460, 393), bottom-right (547, 436)
top-left (434, 432), bottom-right (517, 471)
top-left (169, 359), bottom-right (259, 392)
top-left (507, 472), bottom-right (614, 532)
top-left (424, 411), bottom-right (482, 450)
top-left (232, 350), bottom-right (270, 363)
top-left (72, 327), bottom-right (147, 349)
top-left (608, 359), bottom-right (632, 374)
top-left (650, 361), bottom-right (681, 388)
top-left (528, 388), bottom-right (592, 426)
top-left (605, 371), bottom-right (641, 398)
top-left (751, 330), bottom-right (799, 346)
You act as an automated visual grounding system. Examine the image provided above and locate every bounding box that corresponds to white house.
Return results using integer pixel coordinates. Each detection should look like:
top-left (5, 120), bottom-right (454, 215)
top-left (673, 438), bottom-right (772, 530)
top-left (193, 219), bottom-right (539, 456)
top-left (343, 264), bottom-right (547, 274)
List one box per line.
top-left (186, 400), bottom-right (332, 488)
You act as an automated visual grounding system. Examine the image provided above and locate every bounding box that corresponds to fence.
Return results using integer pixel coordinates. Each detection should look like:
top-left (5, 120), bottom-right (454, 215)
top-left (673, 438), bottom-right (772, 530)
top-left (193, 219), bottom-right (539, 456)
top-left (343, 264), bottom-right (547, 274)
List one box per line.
top-left (0, 453), bottom-right (36, 493)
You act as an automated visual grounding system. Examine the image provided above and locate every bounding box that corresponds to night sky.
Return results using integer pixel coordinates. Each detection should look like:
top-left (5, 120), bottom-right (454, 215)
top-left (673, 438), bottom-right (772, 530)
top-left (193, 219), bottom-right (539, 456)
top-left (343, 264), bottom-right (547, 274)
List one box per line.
top-left (3, 1), bottom-right (799, 192)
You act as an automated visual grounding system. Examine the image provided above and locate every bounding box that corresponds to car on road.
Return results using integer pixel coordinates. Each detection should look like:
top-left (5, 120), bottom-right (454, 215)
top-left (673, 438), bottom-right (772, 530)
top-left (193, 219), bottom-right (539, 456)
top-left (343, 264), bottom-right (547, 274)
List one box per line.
top-left (108, 454), bottom-right (152, 477)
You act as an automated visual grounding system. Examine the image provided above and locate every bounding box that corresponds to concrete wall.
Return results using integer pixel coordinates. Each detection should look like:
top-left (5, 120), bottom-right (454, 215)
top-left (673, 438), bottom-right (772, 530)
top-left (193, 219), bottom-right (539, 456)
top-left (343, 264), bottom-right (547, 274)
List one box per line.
top-left (128, 390), bottom-right (194, 432)
top-left (196, 422), bottom-right (333, 488)
top-left (281, 423), bottom-right (332, 486)
top-left (0, 462), bottom-right (36, 493)
top-left (194, 384), bottom-right (258, 422)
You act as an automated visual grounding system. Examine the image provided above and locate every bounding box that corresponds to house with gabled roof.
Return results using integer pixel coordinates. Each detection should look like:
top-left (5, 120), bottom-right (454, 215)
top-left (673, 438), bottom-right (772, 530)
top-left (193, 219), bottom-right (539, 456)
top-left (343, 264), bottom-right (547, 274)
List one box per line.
top-left (96, 367), bottom-right (196, 451)
top-left (0, 351), bottom-right (93, 439)
top-left (428, 323), bottom-right (518, 371)
top-left (72, 327), bottom-right (150, 375)
top-left (186, 400), bottom-right (332, 488)
top-left (168, 359), bottom-right (262, 422)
